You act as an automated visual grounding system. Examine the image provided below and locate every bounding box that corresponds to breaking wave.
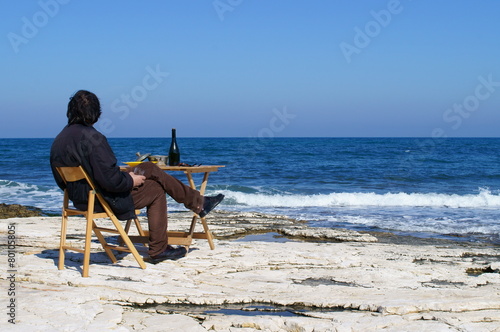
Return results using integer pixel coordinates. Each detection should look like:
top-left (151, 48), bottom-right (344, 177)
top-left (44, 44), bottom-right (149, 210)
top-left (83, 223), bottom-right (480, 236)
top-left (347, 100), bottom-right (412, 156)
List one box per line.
top-left (221, 187), bottom-right (500, 209)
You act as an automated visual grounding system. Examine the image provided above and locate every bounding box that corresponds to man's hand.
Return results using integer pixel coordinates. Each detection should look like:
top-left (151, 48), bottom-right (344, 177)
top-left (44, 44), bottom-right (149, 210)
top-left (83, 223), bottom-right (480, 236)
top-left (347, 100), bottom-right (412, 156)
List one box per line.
top-left (129, 172), bottom-right (146, 187)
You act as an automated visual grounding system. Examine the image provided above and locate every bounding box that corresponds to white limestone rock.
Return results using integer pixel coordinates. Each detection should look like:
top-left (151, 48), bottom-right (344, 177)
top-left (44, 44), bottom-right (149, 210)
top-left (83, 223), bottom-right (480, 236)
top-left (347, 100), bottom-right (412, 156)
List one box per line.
top-left (1, 215), bottom-right (499, 332)
top-left (279, 225), bottom-right (378, 242)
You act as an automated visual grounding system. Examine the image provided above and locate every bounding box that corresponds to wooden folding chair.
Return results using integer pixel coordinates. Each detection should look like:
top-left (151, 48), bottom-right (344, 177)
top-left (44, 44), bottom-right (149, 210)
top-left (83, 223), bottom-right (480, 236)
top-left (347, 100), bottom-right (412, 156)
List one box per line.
top-left (56, 166), bottom-right (146, 277)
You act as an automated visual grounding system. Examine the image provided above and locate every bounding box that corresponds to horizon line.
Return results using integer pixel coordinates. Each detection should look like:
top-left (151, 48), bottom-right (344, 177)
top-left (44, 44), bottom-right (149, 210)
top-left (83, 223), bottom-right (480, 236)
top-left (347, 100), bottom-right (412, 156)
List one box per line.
top-left (2, 136), bottom-right (500, 139)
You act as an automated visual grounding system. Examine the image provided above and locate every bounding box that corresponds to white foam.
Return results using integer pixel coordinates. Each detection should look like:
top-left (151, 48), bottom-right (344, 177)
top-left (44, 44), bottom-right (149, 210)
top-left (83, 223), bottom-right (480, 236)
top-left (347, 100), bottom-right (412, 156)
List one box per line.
top-left (331, 214), bottom-right (499, 235)
top-left (0, 180), bottom-right (62, 211)
top-left (222, 187), bottom-right (500, 209)
top-left (2, 179), bottom-right (499, 238)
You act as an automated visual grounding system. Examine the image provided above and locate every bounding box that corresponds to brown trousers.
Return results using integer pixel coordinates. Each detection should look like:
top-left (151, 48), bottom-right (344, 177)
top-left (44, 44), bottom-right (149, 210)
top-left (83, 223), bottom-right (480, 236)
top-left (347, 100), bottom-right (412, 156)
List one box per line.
top-left (127, 162), bottom-right (203, 257)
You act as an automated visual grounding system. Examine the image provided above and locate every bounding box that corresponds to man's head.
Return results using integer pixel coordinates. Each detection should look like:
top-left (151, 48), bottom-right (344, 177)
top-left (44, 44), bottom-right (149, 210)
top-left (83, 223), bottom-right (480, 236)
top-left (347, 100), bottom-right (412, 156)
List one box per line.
top-left (67, 90), bottom-right (102, 125)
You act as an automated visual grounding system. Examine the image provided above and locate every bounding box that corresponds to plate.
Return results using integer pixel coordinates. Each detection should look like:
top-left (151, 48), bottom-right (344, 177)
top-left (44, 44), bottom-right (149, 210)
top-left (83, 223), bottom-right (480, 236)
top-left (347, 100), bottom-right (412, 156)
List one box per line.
top-left (124, 162), bottom-right (142, 166)
top-left (124, 161), bottom-right (157, 167)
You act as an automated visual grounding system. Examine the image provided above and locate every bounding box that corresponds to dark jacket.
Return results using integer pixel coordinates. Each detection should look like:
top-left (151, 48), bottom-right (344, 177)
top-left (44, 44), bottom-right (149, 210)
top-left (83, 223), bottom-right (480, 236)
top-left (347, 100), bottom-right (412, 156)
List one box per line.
top-left (50, 124), bottom-right (135, 220)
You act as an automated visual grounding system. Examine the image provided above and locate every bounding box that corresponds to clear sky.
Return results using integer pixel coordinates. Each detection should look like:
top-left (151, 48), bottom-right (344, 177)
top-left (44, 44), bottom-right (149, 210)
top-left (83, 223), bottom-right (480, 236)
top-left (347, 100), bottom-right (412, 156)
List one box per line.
top-left (1, 0), bottom-right (500, 138)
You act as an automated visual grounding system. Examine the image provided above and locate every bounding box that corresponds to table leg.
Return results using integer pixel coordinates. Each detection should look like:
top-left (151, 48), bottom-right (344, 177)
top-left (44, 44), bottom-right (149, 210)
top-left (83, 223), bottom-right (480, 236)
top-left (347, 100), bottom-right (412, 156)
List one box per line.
top-left (200, 216), bottom-right (215, 250)
top-left (199, 172), bottom-right (209, 195)
top-left (185, 172), bottom-right (215, 250)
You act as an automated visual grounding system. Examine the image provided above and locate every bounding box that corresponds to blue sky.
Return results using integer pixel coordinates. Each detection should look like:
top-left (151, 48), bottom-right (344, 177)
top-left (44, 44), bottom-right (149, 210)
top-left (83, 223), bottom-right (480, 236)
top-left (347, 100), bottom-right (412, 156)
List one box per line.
top-left (1, 0), bottom-right (500, 138)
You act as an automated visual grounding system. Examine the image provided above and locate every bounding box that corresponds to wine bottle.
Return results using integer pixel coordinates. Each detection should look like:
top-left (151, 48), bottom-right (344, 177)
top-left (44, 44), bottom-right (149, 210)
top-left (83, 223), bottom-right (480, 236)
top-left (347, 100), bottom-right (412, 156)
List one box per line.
top-left (168, 128), bottom-right (180, 166)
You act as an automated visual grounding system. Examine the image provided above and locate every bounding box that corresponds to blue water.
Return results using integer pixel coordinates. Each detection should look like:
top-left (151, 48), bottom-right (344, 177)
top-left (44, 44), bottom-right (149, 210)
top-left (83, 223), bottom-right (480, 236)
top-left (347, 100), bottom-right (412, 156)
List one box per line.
top-left (1, 137), bottom-right (500, 244)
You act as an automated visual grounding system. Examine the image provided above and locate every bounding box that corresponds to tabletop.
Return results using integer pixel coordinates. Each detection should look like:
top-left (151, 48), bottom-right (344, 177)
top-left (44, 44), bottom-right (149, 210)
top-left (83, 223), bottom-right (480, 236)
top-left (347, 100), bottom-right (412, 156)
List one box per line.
top-left (121, 164), bottom-right (224, 173)
top-left (155, 165), bottom-right (224, 173)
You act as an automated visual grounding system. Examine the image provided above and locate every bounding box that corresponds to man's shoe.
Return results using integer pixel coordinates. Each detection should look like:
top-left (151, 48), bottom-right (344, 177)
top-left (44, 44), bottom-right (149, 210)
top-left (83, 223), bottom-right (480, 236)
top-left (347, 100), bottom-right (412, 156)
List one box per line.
top-left (199, 194), bottom-right (225, 218)
top-left (149, 245), bottom-right (187, 264)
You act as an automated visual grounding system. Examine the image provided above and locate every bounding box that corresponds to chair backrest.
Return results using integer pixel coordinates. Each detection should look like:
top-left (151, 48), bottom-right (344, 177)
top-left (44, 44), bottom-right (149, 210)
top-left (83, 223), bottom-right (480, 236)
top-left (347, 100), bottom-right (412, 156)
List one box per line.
top-left (56, 166), bottom-right (96, 189)
top-left (55, 166), bottom-right (112, 214)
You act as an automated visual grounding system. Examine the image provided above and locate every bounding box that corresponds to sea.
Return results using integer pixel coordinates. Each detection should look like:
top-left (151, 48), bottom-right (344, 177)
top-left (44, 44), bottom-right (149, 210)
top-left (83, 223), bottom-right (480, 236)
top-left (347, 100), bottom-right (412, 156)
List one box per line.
top-left (1, 137), bottom-right (500, 245)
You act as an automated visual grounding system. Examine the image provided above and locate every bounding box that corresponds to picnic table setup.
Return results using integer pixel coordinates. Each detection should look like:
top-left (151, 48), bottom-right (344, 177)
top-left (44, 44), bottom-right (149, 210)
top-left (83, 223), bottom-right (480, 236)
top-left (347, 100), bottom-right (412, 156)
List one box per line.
top-left (121, 149), bottom-right (225, 251)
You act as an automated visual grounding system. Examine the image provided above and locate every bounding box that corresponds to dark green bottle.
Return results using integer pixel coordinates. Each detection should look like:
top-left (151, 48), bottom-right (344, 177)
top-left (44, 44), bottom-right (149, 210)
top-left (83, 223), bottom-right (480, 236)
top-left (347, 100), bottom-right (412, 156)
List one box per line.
top-left (168, 128), bottom-right (180, 166)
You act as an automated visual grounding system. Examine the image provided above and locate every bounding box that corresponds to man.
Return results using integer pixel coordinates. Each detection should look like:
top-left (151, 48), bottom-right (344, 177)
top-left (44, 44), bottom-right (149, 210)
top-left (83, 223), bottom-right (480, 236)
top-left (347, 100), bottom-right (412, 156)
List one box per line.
top-left (50, 90), bottom-right (224, 262)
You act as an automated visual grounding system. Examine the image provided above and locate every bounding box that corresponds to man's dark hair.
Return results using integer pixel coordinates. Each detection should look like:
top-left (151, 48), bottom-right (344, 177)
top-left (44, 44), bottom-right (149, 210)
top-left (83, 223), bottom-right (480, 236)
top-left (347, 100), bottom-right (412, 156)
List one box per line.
top-left (67, 90), bottom-right (102, 125)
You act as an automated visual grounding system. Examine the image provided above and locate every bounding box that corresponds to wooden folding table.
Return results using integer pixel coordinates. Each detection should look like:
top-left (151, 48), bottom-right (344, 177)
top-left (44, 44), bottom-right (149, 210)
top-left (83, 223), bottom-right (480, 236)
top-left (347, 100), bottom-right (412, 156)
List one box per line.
top-left (122, 164), bottom-right (225, 250)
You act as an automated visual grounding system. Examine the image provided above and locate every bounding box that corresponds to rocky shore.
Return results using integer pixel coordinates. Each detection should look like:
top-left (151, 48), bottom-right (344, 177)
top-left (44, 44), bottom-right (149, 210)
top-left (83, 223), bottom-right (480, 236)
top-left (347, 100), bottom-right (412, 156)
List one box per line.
top-left (0, 203), bottom-right (43, 219)
top-left (1, 208), bottom-right (499, 331)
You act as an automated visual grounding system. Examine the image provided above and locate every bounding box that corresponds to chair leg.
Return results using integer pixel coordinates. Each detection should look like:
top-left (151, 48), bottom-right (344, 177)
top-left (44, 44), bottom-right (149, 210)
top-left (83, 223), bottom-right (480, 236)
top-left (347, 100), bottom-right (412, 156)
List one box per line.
top-left (92, 221), bottom-right (118, 264)
top-left (82, 213), bottom-right (94, 277)
top-left (122, 217), bottom-right (145, 245)
top-left (109, 216), bottom-right (146, 270)
top-left (58, 213), bottom-right (68, 270)
top-left (124, 218), bottom-right (132, 234)
top-left (119, 219), bottom-right (133, 246)
top-left (134, 217), bottom-right (146, 236)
